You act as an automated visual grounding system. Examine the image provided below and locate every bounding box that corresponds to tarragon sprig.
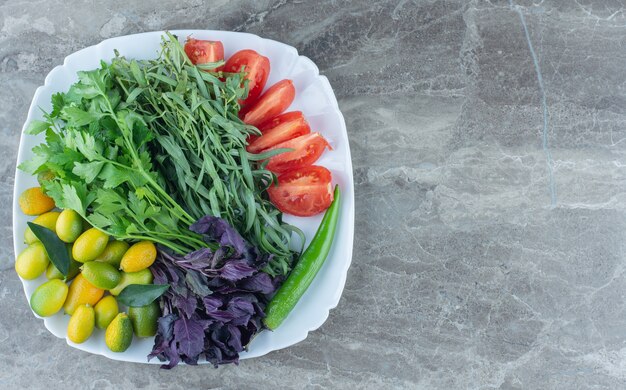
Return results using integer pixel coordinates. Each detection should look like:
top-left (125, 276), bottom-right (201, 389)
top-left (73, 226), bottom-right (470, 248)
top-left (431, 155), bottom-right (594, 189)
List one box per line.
top-left (106, 33), bottom-right (301, 276)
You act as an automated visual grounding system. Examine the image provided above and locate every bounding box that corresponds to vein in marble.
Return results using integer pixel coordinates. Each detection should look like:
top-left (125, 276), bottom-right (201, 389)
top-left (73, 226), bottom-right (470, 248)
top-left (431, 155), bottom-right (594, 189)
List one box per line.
top-left (510, 0), bottom-right (557, 207)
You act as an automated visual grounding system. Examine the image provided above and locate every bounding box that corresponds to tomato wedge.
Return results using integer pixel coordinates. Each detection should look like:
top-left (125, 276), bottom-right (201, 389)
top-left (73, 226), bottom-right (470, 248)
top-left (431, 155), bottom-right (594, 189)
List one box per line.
top-left (267, 166), bottom-right (333, 217)
top-left (224, 49), bottom-right (270, 107)
top-left (184, 38), bottom-right (224, 71)
top-left (247, 111), bottom-right (311, 153)
top-left (241, 79), bottom-right (295, 127)
top-left (265, 132), bottom-right (331, 173)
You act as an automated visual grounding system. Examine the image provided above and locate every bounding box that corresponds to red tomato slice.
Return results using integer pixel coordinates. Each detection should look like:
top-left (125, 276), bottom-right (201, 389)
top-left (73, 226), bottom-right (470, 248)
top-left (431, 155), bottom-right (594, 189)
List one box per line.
top-left (247, 111), bottom-right (311, 154)
top-left (224, 49), bottom-right (270, 107)
top-left (267, 166), bottom-right (333, 217)
top-left (265, 132), bottom-right (331, 173)
top-left (241, 79), bottom-right (295, 127)
top-left (184, 38), bottom-right (224, 71)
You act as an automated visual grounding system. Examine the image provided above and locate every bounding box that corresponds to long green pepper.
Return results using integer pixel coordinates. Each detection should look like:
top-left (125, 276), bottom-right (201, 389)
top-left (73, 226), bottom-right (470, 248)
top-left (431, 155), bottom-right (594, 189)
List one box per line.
top-left (263, 185), bottom-right (342, 330)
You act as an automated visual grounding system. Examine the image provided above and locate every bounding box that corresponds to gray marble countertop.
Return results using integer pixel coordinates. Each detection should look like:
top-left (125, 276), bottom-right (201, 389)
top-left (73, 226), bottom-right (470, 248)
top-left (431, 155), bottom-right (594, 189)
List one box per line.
top-left (2, 1), bottom-right (626, 389)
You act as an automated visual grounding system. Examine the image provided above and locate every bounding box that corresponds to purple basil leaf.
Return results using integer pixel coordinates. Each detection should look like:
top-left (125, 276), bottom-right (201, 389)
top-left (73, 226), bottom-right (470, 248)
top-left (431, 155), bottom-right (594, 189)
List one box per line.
top-left (204, 347), bottom-right (222, 368)
top-left (239, 272), bottom-right (276, 294)
top-left (202, 296), bottom-right (223, 312)
top-left (226, 325), bottom-right (243, 351)
top-left (190, 215), bottom-right (247, 255)
top-left (209, 325), bottom-right (228, 351)
top-left (149, 313), bottom-right (177, 357)
top-left (217, 259), bottom-right (257, 281)
top-left (151, 264), bottom-right (168, 285)
top-left (178, 247), bottom-right (213, 270)
top-left (173, 315), bottom-right (206, 360)
top-left (149, 313), bottom-right (180, 369)
top-left (182, 353), bottom-right (200, 366)
top-left (252, 301), bottom-right (266, 318)
top-left (205, 326), bottom-right (241, 367)
top-left (226, 297), bottom-right (255, 326)
top-left (212, 285), bottom-right (242, 295)
top-left (185, 270), bottom-right (212, 296)
top-left (173, 294), bottom-right (197, 319)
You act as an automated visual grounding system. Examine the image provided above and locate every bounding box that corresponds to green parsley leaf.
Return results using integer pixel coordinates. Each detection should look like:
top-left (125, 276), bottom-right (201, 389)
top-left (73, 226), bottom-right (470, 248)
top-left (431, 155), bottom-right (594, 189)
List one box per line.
top-left (72, 161), bottom-right (106, 183)
top-left (50, 92), bottom-right (65, 117)
top-left (25, 120), bottom-right (50, 135)
top-left (61, 106), bottom-right (103, 127)
top-left (71, 131), bottom-right (103, 161)
top-left (18, 153), bottom-right (48, 174)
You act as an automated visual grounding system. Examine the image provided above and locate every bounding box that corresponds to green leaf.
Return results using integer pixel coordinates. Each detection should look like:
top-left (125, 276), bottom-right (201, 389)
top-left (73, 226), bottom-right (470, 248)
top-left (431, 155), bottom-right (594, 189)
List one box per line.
top-left (98, 163), bottom-right (127, 188)
top-left (125, 111), bottom-right (153, 148)
top-left (130, 60), bottom-right (147, 87)
top-left (25, 120), bottom-right (50, 135)
top-left (50, 92), bottom-right (65, 117)
top-left (117, 284), bottom-right (170, 307)
top-left (127, 192), bottom-right (159, 224)
top-left (87, 212), bottom-right (113, 228)
top-left (18, 153), bottom-right (48, 174)
top-left (243, 189), bottom-right (256, 232)
top-left (174, 70), bottom-right (188, 95)
top-left (49, 148), bottom-right (84, 170)
top-left (72, 131), bottom-right (103, 161)
top-left (126, 87), bottom-right (144, 103)
top-left (99, 163), bottom-right (147, 189)
top-left (245, 148), bottom-right (293, 161)
top-left (164, 91), bottom-right (192, 114)
top-left (27, 222), bottom-right (70, 276)
top-left (147, 72), bottom-right (177, 87)
top-left (44, 127), bottom-right (62, 147)
top-left (77, 69), bottom-right (108, 95)
top-left (239, 148), bottom-right (254, 190)
top-left (104, 145), bottom-right (119, 160)
top-left (195, 60), bottom-right (225, 71)
top-left (106, 89), bottom-right (121, 110)
top-left (69, 83), bottom-right (100, 100)
top-left (72, 161), bottom-right (105, 183)
top-left (189, 66), bottom-right (209, 99)
top-left (62, 106), bottom-right (103, 127)
top-left (59, 182), bottom-right (94, 215)
top-left (92, 189), bottom-right (126, 214)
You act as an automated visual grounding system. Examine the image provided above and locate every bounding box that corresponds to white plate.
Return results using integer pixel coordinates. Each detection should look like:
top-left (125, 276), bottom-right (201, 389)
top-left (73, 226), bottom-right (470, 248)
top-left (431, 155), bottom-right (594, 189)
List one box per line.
top-left (12, 30), bottom-right (354, 364)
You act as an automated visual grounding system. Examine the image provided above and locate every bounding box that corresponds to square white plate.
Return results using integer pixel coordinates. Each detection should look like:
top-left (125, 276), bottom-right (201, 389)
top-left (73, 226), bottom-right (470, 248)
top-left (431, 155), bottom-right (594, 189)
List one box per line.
top-left (12, 30), bottom-right (355, 364)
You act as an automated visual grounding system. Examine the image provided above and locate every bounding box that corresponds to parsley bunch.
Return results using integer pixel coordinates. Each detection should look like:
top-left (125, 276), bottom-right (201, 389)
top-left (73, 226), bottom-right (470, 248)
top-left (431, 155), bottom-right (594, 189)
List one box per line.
top-left (21, 66), bottom-right (205, 254)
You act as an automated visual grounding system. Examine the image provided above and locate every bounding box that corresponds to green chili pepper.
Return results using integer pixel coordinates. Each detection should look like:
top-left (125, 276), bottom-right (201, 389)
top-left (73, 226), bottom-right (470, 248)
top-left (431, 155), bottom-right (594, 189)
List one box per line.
top-left (263, 185), bottom-right (342, 330)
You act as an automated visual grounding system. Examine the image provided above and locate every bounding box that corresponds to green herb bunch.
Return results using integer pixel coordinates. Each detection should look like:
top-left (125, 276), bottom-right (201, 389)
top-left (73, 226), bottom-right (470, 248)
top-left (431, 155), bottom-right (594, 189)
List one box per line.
top-left (21, 32), bottom-right (299, 276)
top-left (20, 66), bottom-right (205, 254)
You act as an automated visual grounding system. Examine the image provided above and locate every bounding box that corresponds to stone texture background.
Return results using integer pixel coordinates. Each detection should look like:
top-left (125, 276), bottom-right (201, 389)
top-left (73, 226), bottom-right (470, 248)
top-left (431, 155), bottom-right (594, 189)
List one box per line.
top-left (2, 1), bottom-right (626, 389)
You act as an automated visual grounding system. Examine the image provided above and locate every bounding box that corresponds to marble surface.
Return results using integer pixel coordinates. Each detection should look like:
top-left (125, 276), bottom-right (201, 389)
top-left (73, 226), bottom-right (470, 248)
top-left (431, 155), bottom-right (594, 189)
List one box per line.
top-left (1, 0), bottom-right (626, 388)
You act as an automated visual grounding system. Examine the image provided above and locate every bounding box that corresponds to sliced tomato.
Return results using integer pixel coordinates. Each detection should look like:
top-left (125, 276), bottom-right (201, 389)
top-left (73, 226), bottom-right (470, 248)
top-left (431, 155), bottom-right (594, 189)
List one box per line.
top-left (247, 111), bottom-right (311, 153)
top-left (241, 79), bottom-right (295, 127)
top-left (267, 166), bottom-right (333, 217)
top-left (265, 132), bottom-right (331, 173)
top-left (184, 38), bottom-right (224, 71)
top-left (224, 49), bottom-right (270, 107)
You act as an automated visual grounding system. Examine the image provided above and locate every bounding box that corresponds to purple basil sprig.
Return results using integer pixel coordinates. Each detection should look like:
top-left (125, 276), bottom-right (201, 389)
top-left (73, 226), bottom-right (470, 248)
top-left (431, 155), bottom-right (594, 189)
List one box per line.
top-left (148, 216), bottom-right (281, 368)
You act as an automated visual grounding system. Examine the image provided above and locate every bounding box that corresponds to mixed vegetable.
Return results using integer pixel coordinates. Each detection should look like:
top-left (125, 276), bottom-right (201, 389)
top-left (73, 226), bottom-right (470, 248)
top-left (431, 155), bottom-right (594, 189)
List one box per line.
top-left (16, 32), bottom-right (340, 368)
